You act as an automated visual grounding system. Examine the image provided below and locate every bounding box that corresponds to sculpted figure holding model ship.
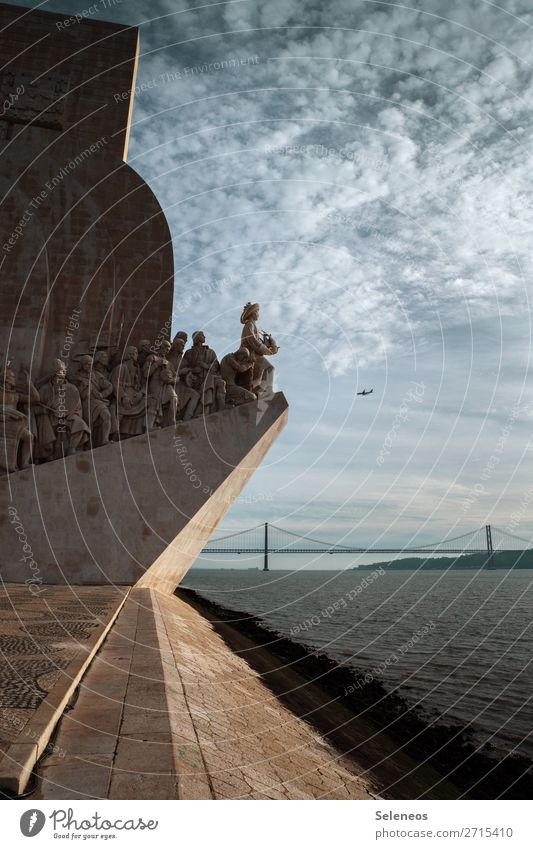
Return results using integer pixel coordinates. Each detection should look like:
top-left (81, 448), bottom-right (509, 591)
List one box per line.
top-left (239, 302), bottom-right (279, 395)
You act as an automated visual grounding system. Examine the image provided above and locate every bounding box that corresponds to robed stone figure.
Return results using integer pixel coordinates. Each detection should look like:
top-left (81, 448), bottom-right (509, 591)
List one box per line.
top-left (36, 359), bottom-right (90, 461)
top-left (111, 346), bottom-right (147, 438)
top-left (180, 331), bottom-right (223, 417)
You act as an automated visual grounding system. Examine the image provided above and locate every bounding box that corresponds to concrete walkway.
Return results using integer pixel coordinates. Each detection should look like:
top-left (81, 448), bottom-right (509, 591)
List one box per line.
top-left (34, 588), bottom-right (377, 799)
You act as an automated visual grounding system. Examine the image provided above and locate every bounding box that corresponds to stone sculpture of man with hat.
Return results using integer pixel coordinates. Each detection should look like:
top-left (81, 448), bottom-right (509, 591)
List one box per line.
top-left (239, 302), bottom-right (278, 395)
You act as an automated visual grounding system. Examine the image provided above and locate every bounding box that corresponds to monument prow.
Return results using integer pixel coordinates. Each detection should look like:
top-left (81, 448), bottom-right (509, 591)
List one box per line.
top-left (0, 393), bottom-right (288, 589)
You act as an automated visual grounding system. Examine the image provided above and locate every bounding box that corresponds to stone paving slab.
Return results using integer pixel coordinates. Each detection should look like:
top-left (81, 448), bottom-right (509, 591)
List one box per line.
top-left (34, 588), bottom-right (377, 799)
top-left (0, 584), bottom-right (127, 794)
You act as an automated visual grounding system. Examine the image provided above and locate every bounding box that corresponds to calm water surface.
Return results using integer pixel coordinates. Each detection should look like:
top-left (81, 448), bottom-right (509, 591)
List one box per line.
top-left (183, 568), bottom-right (533, 759)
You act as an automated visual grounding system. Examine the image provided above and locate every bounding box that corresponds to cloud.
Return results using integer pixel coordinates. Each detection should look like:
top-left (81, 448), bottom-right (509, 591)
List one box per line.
top-left (120, 0), bottom-right (533, 383)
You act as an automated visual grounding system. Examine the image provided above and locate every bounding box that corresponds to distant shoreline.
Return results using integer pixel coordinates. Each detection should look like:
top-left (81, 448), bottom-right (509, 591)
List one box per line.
top-left (178, 586), bottom-right (533, 800)
top-left (192, 553), bottom-right (533, 571)
top-left (353, 552), bottom-right (533, 571)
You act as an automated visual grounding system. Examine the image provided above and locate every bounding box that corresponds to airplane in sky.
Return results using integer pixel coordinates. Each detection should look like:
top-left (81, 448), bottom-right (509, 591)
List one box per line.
top-left (356, 388), bottom-right (374, 396)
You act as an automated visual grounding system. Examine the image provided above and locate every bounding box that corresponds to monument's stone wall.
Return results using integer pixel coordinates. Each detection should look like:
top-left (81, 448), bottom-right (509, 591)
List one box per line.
top-left (0, 4), bottom-right (173, 377)
top-left (0, 393), bottom-right (288, 589)
top-left (0, 2), bottom-right (137, 157)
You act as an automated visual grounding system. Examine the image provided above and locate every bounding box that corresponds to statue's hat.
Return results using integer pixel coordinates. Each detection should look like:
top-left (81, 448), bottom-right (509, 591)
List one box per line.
top-left (240, 302), bottom-right (259, 323)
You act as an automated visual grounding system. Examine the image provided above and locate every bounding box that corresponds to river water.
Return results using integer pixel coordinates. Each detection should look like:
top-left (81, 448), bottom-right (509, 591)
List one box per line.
top-left (182, 567), bottom-right (533, 760)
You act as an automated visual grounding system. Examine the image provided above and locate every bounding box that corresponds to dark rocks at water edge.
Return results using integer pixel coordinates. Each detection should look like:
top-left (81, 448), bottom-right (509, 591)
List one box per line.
top-left (179, 587), bottom-right (533, 800)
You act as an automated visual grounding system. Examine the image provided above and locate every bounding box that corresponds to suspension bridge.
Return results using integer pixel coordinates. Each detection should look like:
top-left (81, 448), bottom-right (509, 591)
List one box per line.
top-left (201, 523), bottom-right (532, 570)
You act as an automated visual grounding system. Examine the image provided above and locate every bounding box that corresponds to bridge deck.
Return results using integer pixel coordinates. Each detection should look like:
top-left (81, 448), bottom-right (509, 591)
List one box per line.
top-left (202, 548), bottom-right (487, 554)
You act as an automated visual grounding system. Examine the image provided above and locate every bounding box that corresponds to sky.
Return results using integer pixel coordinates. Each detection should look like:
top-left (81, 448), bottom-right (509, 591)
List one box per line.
top-left (15, 0), bottom-right (533, 553)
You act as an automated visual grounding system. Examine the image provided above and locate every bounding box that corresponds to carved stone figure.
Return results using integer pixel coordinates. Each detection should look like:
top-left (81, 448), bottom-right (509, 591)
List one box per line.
top-left (110, 346), bottom-right (147, 438)
top-left (173, 330), bottom-right (188, 348)
top-left (76, 355), bottom-right (113, 447)
top-left (180, 331), bottom-right (224, 417)
top-left (168, 333), bottom-right (198, 420)
top-left (158, 363), bottom-right (179, 426)
top-left (93, 350), bottom-right (111, 377)
top-left (0, 363), bottom-right (34, 473)
top-left (220, 348), bottom-right (256, 406)
top-left (35, 357), bottom-right (64, 389)
top-left (176, 370), bottom-right (201, 422)
top-left (239, 302), bottom-right (278, 395)
top-left (137, 339), bottom-right (152, 370)
top-left (142, 340), bottom-right (178, 429)
top-left (168, 334), bottom-right (186, 376)
top-left (93, 350), bottom-right (118, 439)
top-left (36, 359), bottom-right (90, 461)
top-left (108, 343), bottom-right (123, 370)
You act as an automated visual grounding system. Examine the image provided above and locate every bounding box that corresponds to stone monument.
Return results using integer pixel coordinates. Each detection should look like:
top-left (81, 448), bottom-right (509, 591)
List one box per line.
top-left (0, 4), bottom-right (288, 594)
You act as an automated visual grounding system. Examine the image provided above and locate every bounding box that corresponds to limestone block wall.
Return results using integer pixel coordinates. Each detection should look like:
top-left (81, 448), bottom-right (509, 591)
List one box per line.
top-left (0, 148), bottom-right (174, 375)
top-left (0, 3), bottom-right (138, 158)
top-left (0, 3), bottom-right (174, 377)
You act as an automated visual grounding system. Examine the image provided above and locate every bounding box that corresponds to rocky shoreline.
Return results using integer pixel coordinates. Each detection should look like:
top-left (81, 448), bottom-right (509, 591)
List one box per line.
top-left (178, 586), bottom-right (532, 800)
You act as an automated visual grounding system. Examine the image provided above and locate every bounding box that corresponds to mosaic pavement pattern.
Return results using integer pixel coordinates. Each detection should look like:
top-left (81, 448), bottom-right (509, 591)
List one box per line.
top-left (0, 585), bottom-right (127, 760)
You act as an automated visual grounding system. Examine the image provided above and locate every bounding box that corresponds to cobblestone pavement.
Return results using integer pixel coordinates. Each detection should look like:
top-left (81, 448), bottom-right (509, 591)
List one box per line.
top-left (0, 585), bottom-right (126, 763)
top-left (35, 588), bottom-right (377, 799)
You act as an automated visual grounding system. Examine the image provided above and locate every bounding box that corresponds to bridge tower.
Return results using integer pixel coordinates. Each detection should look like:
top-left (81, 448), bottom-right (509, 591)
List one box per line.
top-left (485, 524), bottom-right (494, 568)
top-left (263, 522), bottom-right (269, 571)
